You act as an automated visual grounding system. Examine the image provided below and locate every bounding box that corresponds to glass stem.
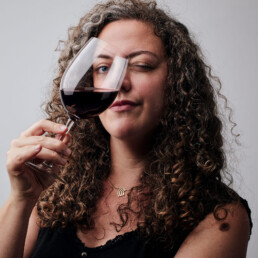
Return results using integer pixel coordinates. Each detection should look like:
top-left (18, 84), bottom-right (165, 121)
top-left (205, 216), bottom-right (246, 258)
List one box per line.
top-left (57, 118), bottom-right (75, 141)
top-left (65, 117), bottom-right (75, 134)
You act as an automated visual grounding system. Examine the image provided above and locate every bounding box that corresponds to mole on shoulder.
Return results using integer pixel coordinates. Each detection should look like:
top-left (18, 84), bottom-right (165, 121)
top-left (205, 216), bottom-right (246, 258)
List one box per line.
top-left (220, 222), bottom-right (230, 232)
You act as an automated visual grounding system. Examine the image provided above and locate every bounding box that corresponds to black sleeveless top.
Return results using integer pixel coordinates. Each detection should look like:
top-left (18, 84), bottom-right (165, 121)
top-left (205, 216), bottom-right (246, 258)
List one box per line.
top-left (31, 198), bottom-right (252, 258)
top-left (31, 227), bottom-right (184, 258)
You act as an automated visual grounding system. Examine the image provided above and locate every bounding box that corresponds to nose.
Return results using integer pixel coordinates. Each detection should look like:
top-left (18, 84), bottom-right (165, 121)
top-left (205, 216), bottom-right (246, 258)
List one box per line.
top-left (120, 70), bottom-right (131, 92)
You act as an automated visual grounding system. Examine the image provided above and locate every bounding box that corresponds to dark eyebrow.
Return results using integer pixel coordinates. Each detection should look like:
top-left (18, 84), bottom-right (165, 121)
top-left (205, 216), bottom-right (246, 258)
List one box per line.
top-left (126, 50), bottom-right (158, 59)
top-left (96, 54), bottom-right (112, 59)
top-left (96, 51), bottom-right (158, 60)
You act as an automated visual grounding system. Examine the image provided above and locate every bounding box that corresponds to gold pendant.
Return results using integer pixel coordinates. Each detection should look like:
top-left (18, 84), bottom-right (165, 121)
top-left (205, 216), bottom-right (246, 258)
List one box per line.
top-left (117, 187), bottom-right (126, 197)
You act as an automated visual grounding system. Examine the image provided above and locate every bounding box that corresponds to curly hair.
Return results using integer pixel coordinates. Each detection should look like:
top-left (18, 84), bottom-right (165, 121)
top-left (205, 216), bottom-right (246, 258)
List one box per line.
top-left (37, 0), bottom-right (239, 246)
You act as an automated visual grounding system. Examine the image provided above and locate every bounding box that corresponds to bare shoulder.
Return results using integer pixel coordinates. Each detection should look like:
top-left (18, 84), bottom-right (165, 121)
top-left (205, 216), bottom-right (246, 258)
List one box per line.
top-left (175, 201), bottom-right (251, 258)
top-left (23, 206), bottom-right (40, 258)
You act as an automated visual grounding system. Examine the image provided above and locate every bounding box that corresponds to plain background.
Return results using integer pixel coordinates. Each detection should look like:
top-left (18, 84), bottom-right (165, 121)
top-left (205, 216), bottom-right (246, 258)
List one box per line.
top-left (0, 0), bottom-right (257, 257)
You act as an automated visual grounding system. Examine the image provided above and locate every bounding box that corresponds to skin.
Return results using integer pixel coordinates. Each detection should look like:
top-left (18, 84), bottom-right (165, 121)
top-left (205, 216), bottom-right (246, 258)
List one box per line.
top-left (0, 20), bottom-right (250, 258)
top-left (175, 203), bottom-right (250, 258)
top-left (0, 120), bottom-right (71, 258)
top-left (98, 19), bottom-right (168, 189)
top-left (78, 19), bottom-right (168, 248)
top-left (98, 20), bottom-right (167, 142)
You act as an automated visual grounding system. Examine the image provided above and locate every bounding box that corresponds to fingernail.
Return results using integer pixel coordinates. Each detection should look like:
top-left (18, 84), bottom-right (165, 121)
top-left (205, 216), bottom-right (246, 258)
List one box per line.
top-left (60, 125), bottom-right (67, 131)
top-left (34, 144), bottom-right (41, 151)
top-left (65, 148), bottom-right (71, 156)
top-left (60, 158), bottom-right (67, 165)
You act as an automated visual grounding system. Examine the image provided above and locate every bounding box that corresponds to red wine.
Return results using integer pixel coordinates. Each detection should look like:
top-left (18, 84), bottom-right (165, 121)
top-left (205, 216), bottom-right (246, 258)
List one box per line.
top-left (60, 87), bottom-right (118, 120)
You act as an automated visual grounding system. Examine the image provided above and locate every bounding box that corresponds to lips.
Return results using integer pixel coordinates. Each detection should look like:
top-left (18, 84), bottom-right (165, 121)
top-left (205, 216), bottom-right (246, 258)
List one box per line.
top-left (109, 99), bottom-right (138, 111)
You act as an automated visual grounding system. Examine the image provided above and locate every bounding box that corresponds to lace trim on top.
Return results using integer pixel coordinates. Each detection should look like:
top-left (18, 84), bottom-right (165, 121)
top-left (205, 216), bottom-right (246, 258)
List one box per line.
top-left (73, 228), bottom-right (138, 251)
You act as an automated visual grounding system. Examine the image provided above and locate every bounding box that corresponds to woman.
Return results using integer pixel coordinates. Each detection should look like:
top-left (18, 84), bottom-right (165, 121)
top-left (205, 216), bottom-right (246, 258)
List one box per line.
top-left (0, 0), bottom-right (252, 257)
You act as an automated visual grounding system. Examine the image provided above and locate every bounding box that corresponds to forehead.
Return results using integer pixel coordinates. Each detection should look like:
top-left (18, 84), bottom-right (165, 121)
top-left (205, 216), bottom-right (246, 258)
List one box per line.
top-left (98, 19), bottom-right (165, 58)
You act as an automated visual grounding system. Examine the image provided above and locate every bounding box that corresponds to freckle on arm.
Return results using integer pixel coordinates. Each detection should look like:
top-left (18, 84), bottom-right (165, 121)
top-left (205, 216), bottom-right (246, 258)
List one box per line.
top-left (220, 222), bottom-right (230, 232)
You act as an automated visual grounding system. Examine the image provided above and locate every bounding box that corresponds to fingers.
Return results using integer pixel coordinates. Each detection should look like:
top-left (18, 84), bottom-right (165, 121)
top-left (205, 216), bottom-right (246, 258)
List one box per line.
top-left (32, 147), bottom-right (68, 166)
top-left (20, 119), bottom-right (68, 137)
top-left (7, 119), bottom-right (72, 176)
top-left (6, 145), bottom-right (42, 172)
top-left (10, 136), bottom-right (71, 157)
top-left (62, 133), bottom-right (71, 145)
top-left (6, 120), bottom-right (72, 200)
top-left (55, 133), bottom-right (71, 145)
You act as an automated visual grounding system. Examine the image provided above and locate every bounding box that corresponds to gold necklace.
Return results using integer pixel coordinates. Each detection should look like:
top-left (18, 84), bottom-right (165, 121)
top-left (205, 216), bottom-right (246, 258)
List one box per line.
top-left (108, 180), bottom-right (128, 197)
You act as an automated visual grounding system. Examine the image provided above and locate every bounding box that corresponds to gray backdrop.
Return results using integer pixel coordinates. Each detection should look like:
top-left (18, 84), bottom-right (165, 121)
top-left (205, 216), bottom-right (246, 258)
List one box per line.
top-left (0, 0), bottom-right (257, 257)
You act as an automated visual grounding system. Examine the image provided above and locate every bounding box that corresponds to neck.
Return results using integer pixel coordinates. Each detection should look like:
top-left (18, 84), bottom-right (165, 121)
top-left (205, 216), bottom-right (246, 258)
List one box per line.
top-left (109, 136), bottom-right (151, 187)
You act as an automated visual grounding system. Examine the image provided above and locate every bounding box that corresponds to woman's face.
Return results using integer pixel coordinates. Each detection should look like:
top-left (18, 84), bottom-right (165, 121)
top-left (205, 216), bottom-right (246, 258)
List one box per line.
top-left (98, 19), bottom-right (167, 140)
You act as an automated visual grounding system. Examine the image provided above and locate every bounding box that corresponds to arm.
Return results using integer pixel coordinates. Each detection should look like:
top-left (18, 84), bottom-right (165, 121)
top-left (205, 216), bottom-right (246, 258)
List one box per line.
top-left (24, 206), bottom-right (40, 258)
top-left (0, 197), bottom-right (36, 258)
top-left (175, 202), bottom-right (250, 258)
top-left (0, 119), bottom-right (71, 258)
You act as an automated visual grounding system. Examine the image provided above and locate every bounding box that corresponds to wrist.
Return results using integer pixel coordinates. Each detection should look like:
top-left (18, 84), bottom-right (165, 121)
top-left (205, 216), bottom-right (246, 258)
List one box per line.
top-left (8, 193), bottom-right (37, 214)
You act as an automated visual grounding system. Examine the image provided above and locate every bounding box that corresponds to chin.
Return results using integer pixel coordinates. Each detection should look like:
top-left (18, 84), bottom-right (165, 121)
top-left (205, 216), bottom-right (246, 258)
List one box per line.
top-left (109, 124), bottom-right (157, 143)
top-left (99, 115), bottom-right (157, 141)
top-left (109, 126), bottom-right (139, 140)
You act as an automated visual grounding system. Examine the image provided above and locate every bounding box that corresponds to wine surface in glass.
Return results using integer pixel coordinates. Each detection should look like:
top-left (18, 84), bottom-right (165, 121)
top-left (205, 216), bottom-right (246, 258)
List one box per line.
top-left (60, 87), bottom-right (118, 120)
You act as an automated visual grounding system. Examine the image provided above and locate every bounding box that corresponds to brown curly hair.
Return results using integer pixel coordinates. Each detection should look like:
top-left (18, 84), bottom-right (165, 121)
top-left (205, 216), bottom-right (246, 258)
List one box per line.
top-left (37, 0), bottom-right (239, 246)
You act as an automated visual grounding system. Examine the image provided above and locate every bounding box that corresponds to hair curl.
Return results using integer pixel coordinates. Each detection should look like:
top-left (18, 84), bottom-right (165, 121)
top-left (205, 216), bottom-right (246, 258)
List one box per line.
top-left (37, 0), bottom-right (239, 246)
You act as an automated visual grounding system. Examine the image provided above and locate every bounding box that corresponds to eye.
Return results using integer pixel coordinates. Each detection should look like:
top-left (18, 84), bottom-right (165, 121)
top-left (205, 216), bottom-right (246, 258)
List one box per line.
top-left (130, 63), bottom-right (154, 72)
top-left (95, 65), bottom-right (110, 74)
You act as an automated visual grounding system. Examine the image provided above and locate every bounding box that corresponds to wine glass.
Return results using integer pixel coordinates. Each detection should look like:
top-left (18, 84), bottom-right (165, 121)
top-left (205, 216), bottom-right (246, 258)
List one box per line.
top-left (26, 37), bottom-right (128, 183)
